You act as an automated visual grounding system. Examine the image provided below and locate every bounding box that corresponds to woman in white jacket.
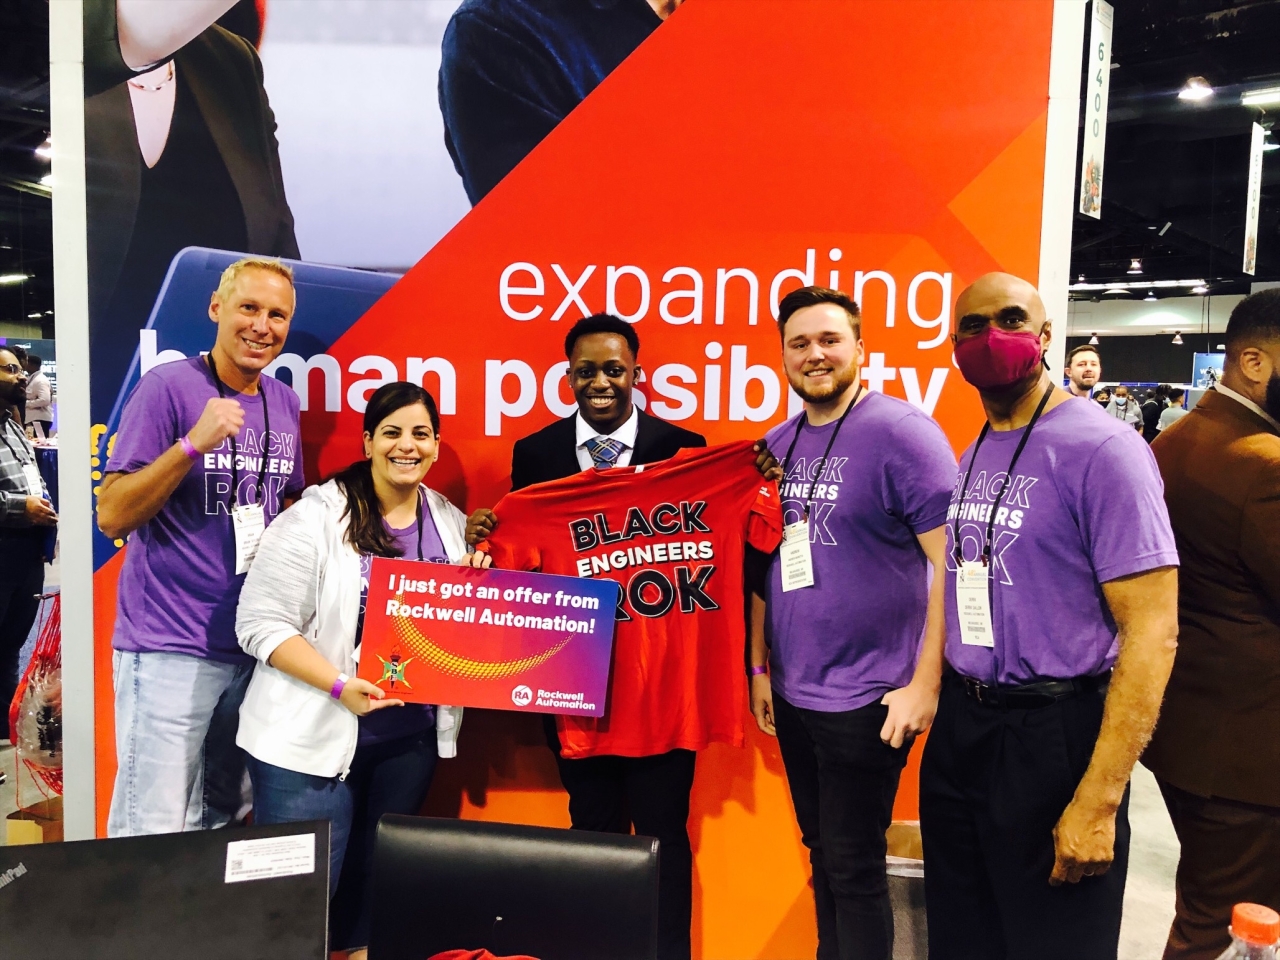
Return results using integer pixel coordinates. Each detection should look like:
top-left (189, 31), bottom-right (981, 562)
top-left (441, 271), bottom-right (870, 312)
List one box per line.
top-left (235, 381), bottom-right (486, 960)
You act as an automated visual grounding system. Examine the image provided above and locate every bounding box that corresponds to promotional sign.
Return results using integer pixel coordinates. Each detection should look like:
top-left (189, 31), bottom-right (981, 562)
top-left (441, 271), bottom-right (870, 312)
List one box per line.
top-left (1244, 121), bottom-right (1265, 275)
top-left (358, 560), bottom-right (617, 716)
top-left (1192, 352), bottom-right (1226, 389)
top-left (1078, 0), bottom-right (1114, 217)
top-left (81, 2), bottom-right (1070, 955)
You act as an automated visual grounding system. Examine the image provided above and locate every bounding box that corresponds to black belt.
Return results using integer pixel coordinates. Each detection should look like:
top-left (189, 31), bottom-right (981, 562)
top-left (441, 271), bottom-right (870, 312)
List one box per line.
top-left (953, 670), bottom-right (1110, 709)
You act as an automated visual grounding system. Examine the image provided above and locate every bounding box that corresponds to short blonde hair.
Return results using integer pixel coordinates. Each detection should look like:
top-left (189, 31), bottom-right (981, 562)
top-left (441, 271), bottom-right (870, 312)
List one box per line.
top-left (214, 257), bottom-right (294, 302)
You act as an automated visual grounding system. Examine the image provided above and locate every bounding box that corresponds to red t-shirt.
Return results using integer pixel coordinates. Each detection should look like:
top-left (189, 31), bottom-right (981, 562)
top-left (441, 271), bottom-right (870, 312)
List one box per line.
top-left (484, 441), bottom-right (782, 759)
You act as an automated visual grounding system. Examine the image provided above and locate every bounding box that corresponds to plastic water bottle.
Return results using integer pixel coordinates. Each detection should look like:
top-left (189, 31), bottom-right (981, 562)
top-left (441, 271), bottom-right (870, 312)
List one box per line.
top-left (1215, 903), bottom-right (1280, 959)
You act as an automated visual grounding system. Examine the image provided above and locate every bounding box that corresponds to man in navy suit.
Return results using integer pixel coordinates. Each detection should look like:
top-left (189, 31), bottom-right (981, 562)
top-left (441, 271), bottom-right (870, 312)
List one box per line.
top-left (468, 313), bottom-right (776, 960)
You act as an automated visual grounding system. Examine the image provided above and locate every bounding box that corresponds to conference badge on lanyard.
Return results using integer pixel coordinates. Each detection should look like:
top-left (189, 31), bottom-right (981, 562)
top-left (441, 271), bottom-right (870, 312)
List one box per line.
top-left (232, 503), bottom-right (266, 575)
top-left (955, 561), bottom-right (994, 647)
top-left (21, 462), bottom-right (43, 497)
top-left (779, 520), bottom-right (815, 592)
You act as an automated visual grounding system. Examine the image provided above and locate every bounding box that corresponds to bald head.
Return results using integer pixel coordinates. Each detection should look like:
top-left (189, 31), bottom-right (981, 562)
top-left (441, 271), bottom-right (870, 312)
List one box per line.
top-left (954, 273), bottom-right (1047, 330)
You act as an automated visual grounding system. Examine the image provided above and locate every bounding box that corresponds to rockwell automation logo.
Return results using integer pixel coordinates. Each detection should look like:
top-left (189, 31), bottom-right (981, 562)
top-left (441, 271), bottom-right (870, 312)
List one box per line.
top-left (511, 685), bottom-right (534, 707)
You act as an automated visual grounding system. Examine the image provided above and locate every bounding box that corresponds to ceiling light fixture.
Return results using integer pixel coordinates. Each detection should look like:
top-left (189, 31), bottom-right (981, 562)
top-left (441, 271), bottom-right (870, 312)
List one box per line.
top-left (40, 174), bottom-right (52, 188)
top-left (1158, 222), bottom-right (1172, 236)
top-left (1144, 291), bottom-right (1158, 301)
top-left (1069, 279), bottom-right (1206, 291)
top-left (1171, 332), bottom-right (1184, 345)
top-left (1127, 258), bottom-right (1143, 274)
top-left (1089, 333), bottom-right (1100, 345)
top-left (34, 138), bottom-right (51, 160)
top-left (1242, 85), bottom-right (1280, 107)
top-left (0, 274), bottom-right (30, 285)
top-left (1192, 284), bottom-right (1209, 294)
top-left (26, 313), bottom-right (41, 319)
top-left (1178, 77), bottom-right (1215, 101)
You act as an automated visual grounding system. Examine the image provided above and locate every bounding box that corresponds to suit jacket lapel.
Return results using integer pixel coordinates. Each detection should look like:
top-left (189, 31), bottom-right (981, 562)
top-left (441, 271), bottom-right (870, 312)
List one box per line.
top-left (552, 416), bottom-right (583, 478)
top-left (632, 411), bottom-right (660, 465)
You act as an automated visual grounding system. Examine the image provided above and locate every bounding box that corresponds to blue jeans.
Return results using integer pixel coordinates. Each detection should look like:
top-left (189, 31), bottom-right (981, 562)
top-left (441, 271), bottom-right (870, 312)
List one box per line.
top-left (108, 651), bottom-right (253, 837)
top-left (331, 733), bottom-right (438, 950)
top-left (246, 754), bottom-right (354, 898)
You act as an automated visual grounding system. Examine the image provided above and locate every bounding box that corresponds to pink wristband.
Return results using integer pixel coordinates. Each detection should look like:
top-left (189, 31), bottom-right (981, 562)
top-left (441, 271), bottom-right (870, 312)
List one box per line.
top-left (330, 673), bottom-right (350, 700)
top-left (179, 435), bottom-right (200, 459)
top-left (749, 665), bottom-right (768, 677)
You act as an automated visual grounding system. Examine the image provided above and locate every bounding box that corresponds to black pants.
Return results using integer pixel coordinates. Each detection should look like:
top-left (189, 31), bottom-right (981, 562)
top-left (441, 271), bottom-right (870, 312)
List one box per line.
top-left (330, 731), bottom-right (438, 951)
top-left (773, 693), bottom-right (908, 960)
top-left (1157, 778), bottom-right (1280, 960)
top-left (546, 717), bottom-right (696, 960)
top-left (0, 535), bottom-right (44, 729)
top-left (920, 674), bottom-right (1129, 960)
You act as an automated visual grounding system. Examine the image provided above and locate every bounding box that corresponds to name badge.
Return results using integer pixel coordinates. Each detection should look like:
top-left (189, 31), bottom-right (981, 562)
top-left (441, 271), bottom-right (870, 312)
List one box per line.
top-left (955, 561), bottom-right (995, 647)
top-left (779, 520), bottom-right (815, 592)
top-left (21, 462), bottom-right (43, 497)
top-left (232, 503), bottom-right (266, 575)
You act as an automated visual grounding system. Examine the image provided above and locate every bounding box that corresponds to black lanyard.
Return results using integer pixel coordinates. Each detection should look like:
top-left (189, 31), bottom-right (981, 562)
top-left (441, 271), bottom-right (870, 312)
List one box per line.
top-left (952, 386), bottom-right (1052, 565)
top-left (206, 354), bottom-right (269, 508)
top-left (780, 382), bottom-right (863, 520)
top-left (412, 487), bottom-right (426, 562)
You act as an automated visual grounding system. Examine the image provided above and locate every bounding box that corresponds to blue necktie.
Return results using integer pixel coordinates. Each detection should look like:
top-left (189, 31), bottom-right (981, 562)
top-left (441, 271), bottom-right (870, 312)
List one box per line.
top-left (586, 436), bottom-right (624, 469)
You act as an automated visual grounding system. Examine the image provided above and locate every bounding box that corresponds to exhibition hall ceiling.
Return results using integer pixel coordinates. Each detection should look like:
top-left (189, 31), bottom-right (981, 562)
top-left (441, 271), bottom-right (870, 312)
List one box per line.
top-left (1070, 0), bottom-right (1280, 302)
top-left (1, 0), bottom-right (1279, 333)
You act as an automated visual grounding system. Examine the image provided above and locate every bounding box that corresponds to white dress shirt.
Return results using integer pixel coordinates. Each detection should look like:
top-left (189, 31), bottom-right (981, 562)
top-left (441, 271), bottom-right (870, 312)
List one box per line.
top-left (1214, 383), bottom-right (1280, 433)
top-left (575, 405), bottom-right (639, 470)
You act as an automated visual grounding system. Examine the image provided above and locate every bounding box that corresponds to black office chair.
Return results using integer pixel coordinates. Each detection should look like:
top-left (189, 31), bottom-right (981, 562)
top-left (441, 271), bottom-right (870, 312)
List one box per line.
top-left (368, 815), bottom-right (659, 960)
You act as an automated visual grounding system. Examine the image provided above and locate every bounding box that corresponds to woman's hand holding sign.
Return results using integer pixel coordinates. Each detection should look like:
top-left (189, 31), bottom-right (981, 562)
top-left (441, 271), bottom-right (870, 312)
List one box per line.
top-left (340, 677), bottom-right (403, 717)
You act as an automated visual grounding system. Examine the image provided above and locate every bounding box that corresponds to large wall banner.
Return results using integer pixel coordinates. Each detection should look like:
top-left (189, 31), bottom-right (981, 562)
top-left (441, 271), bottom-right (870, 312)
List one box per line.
top-left (83, 1), bottom-right (1068, 955)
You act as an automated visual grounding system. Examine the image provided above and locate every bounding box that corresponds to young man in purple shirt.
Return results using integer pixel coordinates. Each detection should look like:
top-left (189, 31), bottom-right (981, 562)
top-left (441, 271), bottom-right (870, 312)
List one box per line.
top-left (98, 257), bottom-right (305, 837)
top-left (748, 287), bottom-right (956, 960)
top-left (922, 273), bottom-right (1179, 959)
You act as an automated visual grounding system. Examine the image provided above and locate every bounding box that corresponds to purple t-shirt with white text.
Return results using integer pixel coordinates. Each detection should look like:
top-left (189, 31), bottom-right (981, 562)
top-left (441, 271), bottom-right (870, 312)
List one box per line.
top-left (764, 392), bottom-right (958, 711)
top-left (944, 396), bottom-right (1178, 684)
top-left (356, 502), bottom-right (448, 745)
top-left (107, 356), bottom-right (305, 662)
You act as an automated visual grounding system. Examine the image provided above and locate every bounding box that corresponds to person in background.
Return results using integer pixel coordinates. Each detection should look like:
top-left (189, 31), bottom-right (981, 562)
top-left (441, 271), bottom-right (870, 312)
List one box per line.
top-left (97, 257), bottom-right (304, 837)
top-left (1157, 388), bottom-right (1189, 433)
top-left (23, 354), bottom-right (52, 439)
top-left (0, 346), bottom-right (56, 727)
top-left (7, 345), bottom-right (27, 427)
top-left (236, 382), bottom-right (475, 960)
top-left (1105, 384), bottom-right (1142, 430)
top-left (1143, 289), bottom-right (1280, 960)
top-left (750, 287), bottom-right (956, 960)
top-left (922, 273), bottom-right (1179, 960)
top-left (1094, 387), bottom-right (1111, 407)
top-left (1065, 344), bottom-right (1102, 399)
top-left (1141, 388), bottom-right (1164, 444)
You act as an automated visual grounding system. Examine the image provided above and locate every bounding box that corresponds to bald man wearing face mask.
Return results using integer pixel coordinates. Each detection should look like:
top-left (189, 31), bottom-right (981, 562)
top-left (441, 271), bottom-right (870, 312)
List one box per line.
top-left (919, 274), bottom-right (1180, 960)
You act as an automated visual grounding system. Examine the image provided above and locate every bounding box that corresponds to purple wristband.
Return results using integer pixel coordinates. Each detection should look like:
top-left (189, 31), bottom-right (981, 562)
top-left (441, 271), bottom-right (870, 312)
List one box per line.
top-left (179, 435), bottom-right (200, 459)
top-left (749, 665), bottom-right (768, 677)
top-left (330, 673), bottom-right (350, 700)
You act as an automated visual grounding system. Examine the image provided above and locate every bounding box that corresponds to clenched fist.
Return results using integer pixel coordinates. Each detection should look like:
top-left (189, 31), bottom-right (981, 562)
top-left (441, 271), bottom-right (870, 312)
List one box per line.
top-left (187, 397), bottom-right (245, 454)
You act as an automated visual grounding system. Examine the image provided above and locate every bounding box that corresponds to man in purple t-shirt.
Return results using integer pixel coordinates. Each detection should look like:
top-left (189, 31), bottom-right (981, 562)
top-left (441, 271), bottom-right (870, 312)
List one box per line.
top-left (98, 257), bottom-right (305, 837)
top-left (921, 273), bottom-right (1179, 960)
top-left (748, 287), bottom-right (956, 960)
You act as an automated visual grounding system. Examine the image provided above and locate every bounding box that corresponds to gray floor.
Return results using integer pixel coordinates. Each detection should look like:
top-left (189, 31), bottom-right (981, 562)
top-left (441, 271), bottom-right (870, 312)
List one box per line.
top-left (1121, 763), bottom-right (1180, 959)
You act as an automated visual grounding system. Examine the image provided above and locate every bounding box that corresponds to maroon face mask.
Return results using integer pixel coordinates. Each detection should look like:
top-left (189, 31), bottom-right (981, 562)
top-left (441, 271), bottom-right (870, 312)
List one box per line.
top-left (954, 325), bottom-right (1044, 390)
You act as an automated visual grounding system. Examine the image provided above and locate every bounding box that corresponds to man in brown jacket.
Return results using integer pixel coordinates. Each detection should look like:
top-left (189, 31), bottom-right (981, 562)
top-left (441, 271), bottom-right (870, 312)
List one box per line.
top-left (1145, 288), bottom-right (1280, 960)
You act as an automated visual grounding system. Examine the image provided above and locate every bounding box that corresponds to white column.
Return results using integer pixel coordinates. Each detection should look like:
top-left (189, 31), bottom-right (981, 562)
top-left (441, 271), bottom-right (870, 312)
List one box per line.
top-left (49, 0), bottom-right (96, 840)
top-left (1039, 0), bottom-right (1088, 377)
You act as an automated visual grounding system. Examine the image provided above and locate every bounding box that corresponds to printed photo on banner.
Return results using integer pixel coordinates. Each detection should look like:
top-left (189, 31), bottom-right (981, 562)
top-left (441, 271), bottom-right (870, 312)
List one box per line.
top-left (357, 561), bottom-right (617, 716)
